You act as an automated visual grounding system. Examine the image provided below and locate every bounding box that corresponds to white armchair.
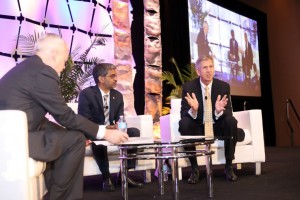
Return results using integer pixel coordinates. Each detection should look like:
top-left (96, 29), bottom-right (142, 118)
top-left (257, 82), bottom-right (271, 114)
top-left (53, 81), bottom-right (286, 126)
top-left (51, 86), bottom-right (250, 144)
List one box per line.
top-left (0, 110), bottom-right (46, 200)
top-left (160, 99), bottom-right (265, 180)
top-left (66, 103), bottom-right (156, 182)
top-left (0, 105), bottom-right (155, 200)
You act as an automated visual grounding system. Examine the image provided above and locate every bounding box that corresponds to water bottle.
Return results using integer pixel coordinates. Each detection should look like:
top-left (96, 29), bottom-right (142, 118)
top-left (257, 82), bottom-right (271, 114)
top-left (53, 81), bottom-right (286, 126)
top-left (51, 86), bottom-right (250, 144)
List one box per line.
top-left (117, 115), bottom-right (127, 132)
top-left (163, 164), bottom-right (169, 181)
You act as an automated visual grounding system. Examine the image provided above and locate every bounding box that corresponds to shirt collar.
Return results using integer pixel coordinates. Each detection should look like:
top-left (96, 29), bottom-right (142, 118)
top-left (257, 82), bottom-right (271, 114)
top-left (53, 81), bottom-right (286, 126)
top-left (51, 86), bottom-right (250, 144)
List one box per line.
top-left (98, 87), bottom-right (110, 98)
top-left (200, 79), bottom-right (213, 91)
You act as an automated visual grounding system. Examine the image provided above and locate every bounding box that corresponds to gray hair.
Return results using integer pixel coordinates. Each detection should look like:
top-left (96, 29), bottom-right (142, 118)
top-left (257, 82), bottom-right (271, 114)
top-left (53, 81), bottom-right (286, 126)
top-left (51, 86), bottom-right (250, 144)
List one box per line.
top-left (34, 33), bottom-right (66, 54)
top-left (195, 55), bottom-right (214, 69)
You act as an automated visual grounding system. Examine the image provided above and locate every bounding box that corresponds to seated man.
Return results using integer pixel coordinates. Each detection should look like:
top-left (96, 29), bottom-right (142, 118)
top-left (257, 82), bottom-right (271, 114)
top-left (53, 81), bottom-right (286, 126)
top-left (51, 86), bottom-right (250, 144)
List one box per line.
top-left (179, 55), bottom-right (238, 184)
top-left (0, 33), bottom-right (128, 200)
top-left (78, 63), bottom-right (143, 191)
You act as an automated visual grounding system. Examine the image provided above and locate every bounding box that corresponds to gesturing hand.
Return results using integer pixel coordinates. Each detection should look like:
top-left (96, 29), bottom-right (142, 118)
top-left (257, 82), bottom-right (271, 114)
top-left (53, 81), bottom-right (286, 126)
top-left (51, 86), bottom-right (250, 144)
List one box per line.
top-left (215, 94), bottom-right (228, 114)
top-left (185, 93), bottom-right (199, 113)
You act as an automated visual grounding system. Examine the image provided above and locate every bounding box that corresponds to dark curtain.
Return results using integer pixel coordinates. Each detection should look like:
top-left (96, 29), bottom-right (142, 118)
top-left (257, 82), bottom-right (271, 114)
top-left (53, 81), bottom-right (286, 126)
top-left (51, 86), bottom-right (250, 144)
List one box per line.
top-left (131, 0), bottom-right (145, 115)
top-left (160, 0), bottom-right (191, 107)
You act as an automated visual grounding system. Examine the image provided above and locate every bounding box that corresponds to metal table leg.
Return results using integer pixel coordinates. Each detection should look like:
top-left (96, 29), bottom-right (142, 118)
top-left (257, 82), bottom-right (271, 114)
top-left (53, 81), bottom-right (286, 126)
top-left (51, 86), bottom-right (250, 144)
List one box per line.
top-left (205, 144), bottom-right (214, 198)
top-left (157, 146), bottom-right (164, 195)
top-left (171, 146), bottom-right (179, 200)
top-left (120, 148), bottom-right (128, 200)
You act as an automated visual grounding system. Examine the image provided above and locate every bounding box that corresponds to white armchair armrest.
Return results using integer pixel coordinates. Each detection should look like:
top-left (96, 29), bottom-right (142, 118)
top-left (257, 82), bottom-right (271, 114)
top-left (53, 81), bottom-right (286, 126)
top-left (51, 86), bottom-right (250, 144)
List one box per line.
top-left (160, 114), bottom-right (181, 142)
top-left (233, 109), bottom-right (265, 162)
top-left (0, 110), bottom-right (46, 200)
top-left (0, 110), bottom-right (30, 200)
top-left (127, 115), bottom-right (154, 138)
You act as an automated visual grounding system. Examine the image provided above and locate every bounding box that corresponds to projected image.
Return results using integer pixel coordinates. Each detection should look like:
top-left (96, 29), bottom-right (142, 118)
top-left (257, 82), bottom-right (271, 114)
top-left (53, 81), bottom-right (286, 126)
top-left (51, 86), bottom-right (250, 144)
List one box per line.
top-left (188, 0), bottom-right (261, 97)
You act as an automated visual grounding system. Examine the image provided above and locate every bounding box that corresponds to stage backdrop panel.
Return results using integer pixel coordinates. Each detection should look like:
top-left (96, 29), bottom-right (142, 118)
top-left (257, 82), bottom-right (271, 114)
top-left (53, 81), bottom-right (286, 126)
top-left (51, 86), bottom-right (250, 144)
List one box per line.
top-left (0, 0), bottom-right (138, 116)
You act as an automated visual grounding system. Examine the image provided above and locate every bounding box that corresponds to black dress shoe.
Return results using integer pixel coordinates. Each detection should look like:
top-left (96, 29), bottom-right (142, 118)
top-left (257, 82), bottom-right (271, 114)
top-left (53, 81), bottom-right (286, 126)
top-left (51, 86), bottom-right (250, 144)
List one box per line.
top-left (188, 168), bottom-right (200, 184)
top-left (102, 178), bottom-right (115, 192)
top-left (128, 177), bottom-right (143, 188)
top-left (224, 166), bottom-right (238, 181)
top-left (116, 172), bottom-right (143, 188)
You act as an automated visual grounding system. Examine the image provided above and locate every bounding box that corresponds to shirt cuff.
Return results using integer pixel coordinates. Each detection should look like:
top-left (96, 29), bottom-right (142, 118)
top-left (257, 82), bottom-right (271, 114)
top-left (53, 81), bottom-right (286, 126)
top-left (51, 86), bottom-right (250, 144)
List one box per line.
top-left (96, 125), bottom-right (106, 140)
top-left (188, 108), bottom-right (197, 119)
top-left (214, 110), bottom-right (223, 120)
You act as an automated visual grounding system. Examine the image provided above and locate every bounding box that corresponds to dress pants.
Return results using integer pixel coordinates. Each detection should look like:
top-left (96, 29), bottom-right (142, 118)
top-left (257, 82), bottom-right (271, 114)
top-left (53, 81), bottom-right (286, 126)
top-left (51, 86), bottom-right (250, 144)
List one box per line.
top-left (91, 127), bottom-right (140, 179)
top-left (178, 115), bottom-right (238, 169)
top-left (29, 120), bottom-right (86, 200)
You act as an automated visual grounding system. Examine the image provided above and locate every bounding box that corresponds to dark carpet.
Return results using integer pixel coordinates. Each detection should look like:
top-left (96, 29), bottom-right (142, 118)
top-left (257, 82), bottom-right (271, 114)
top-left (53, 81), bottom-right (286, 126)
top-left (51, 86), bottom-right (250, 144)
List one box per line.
top-left (83, 147), bottom-right (300, 200)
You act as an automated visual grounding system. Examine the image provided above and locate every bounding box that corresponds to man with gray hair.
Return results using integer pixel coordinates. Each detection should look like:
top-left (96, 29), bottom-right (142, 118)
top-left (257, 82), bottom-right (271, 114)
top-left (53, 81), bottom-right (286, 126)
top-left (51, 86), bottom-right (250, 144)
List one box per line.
top-left (179, 55), bottom-right (239, 184)
top-left (0, 33), bottom-right (128, 200)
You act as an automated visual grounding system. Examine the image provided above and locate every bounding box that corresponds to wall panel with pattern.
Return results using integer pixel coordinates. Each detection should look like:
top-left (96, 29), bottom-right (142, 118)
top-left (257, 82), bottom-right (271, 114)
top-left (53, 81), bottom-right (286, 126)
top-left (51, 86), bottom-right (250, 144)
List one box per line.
top-left (0, 0), bottom-right (137, 116)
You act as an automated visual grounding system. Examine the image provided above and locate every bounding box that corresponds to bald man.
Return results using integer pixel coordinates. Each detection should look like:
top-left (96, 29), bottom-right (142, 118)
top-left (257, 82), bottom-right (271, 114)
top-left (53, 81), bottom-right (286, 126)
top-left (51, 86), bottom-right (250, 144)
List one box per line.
top-left (0, 33), bottom-right (128, 200)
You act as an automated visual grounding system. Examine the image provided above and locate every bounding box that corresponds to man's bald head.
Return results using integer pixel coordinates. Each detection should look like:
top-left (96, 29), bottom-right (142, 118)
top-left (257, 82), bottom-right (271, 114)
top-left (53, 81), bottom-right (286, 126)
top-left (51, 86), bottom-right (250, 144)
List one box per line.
top-left (35, 33), bottom-right (69, 75)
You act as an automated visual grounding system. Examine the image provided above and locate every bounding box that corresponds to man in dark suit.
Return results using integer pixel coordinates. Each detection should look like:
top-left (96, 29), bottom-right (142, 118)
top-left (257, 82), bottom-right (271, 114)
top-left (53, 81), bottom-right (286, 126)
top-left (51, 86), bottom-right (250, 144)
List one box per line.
top-left (228, 29), bottom-right (240, 79)
top-left (78, 63), bottom-right (143, 191)
top-left (196, 21), bottom-right (213, 59)
top-left (179, 55), bottom-right (238, 184)
top-left (0, 33), bottom-right (128, 200)
top-left (242, 32), bottom-right (253, 83)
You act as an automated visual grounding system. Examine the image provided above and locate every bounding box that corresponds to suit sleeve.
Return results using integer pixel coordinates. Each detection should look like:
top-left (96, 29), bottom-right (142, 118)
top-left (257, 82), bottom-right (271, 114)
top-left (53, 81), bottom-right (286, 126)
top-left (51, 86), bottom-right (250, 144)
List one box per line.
top-left (32, 68), bottom-right (98, 139)
top-left (78, 89), bottom-right (95, 121)
top-left (216, 82), bottom-right (233, 120)
top-left (114, 92), bottom-right (124, 121)
top-left (235, 42), bottom-right (239, 61)
top-left (249, 44), bottom-right (253, 66)
top-left (180, 83), bottom-right (191, 118)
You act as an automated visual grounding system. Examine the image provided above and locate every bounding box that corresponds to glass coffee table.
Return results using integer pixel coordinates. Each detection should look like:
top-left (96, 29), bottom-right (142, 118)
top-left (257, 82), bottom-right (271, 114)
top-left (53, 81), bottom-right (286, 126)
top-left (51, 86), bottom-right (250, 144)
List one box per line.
top-left (118, 136), bottom-right (215, 200)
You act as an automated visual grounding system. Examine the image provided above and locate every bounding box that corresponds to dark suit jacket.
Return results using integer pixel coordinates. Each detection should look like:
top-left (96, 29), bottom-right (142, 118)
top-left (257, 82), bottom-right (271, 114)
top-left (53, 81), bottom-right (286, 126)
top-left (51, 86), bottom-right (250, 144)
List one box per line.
top-left (196, 28), bottom-right (211, 58)
top-left (229, 38), bottom-right (239, 62)
top-left (0, 55), bottom-right (98, 159)
top-left (78, 86), bottom-right (124, 127)
top-left (242, 41), bottom-right (253, 75)
top-left (78, 86), bottom-right (140, 169)
top-left (180, 78), bottom-right (233, 125)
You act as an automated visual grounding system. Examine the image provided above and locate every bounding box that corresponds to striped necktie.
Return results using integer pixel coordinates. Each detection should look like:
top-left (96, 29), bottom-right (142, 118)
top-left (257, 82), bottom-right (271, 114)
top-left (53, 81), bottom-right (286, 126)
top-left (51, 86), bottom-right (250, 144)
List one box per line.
top-left (204, 87), bottom-right (214, 138)
top-left (103, 94), bottom-right (109, 125)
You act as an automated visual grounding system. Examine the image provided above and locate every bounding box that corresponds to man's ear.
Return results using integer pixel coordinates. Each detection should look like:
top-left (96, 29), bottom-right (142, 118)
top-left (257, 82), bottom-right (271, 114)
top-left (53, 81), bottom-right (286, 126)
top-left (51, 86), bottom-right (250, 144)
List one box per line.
top-left (45, 49), bottom-right (57, 71)
top-left (195, 69), bottom-right (201, 77)
top-left (98, 76), bottom-right (103, 83)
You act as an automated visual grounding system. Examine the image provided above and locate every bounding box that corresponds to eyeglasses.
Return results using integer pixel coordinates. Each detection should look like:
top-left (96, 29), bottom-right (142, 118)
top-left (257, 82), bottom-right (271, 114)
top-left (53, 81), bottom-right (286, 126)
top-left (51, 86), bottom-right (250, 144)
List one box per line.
top-left (104, 74), bottom-right (117, 79)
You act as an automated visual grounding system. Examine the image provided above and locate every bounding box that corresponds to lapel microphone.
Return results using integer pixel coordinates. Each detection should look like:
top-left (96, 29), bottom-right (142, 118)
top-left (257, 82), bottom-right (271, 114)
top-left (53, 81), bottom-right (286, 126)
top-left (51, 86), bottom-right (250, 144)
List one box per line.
top-left (205, 96), bottom-right (207, 100)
